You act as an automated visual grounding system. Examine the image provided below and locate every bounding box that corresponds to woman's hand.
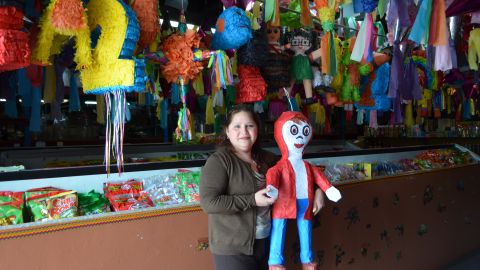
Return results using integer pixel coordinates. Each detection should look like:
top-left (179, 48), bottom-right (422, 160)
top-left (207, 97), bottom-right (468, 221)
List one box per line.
top-left (312, 188), bottom-right (325, 215)
top-left (255, 188), bottom-right (276, 207)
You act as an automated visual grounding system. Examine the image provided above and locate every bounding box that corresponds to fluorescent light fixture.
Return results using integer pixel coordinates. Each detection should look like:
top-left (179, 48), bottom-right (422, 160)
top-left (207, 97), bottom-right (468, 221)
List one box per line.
top-left (0, 99), bottom-right (67, 103)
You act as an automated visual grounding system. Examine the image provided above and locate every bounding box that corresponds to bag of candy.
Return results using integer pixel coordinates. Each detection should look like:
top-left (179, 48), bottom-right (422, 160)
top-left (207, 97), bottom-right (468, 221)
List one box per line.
top-left (142, 174), bottom-right (184, 207)
top-left (0, 191), bottom-right (24, 225)
top-left (176, 170), bottom-right (200, 203)
top-left (25, 187), bottom-right (78, 222)
top-left (108, 192), bottom-right (154, 212)
top-left (103, 180), bottom-right (144, 196)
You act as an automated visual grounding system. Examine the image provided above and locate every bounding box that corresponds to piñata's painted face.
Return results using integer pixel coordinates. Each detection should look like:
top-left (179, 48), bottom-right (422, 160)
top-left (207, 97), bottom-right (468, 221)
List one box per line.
top-left (281, 119), bottom-right (312, 155)
top-left (266, 24), bottom-right (280, 43)
top-left (290, 35), bottom-right (311, 54)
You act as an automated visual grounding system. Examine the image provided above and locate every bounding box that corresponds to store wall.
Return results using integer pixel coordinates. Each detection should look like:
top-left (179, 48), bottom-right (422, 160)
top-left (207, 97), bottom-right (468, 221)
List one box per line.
top-left (0, 165), bottom-right (479, 270)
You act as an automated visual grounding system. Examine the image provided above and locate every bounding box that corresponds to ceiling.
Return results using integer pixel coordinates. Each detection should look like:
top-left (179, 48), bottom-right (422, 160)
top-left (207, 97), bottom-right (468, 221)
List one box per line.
top-left (159, 0), bottom-right (224, 29)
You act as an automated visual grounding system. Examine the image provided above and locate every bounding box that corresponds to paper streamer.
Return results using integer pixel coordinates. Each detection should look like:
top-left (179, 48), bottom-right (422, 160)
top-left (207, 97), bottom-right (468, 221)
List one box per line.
top-left (351, 13), bottom-right (373, 62)
top-left (409, 0), bottom-right (433, 45)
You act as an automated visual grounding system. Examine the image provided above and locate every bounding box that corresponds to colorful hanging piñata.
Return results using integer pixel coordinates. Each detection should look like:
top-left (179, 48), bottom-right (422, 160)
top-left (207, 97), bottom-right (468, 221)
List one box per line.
top-left (79, 0), bottom-right (147, 173)
top-left (0, 4), bottom-right (30, 71)
top-left (32, 0), bottom-right (91, 68)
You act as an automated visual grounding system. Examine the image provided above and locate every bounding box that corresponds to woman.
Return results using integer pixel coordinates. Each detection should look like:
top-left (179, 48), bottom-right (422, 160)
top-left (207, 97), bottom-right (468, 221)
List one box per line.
top-left (200, 104), bottom-right (325, 270)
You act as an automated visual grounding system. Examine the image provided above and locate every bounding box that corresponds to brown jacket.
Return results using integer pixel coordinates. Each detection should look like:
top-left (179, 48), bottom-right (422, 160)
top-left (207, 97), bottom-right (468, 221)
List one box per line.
top-left (199, 147), bottom-right (277, 255)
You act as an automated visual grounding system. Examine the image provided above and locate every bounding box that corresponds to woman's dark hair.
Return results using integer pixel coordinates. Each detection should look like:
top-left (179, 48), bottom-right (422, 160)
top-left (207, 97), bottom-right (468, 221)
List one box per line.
top-left (219, 104), bottom-right (263, 159)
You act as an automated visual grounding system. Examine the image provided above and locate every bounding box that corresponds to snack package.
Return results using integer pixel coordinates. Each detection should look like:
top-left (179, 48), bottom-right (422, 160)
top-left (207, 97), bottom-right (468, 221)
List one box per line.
top-left (25, 187), bottom-right (78, 222)
top-left (142, 175), bottom-right (184, 207)
top-left (0, 191), bottom-right (24, 225)
top-left (108, 192), bottom-right (154, 212)
top-left (176, 170), bottom-right (200, 203)
top-left (104, 179), bottom-right (153, 212)
top-left (103, 180), bottom-right (144, 196)
top-left (78, 190), bottom-right (110, 216)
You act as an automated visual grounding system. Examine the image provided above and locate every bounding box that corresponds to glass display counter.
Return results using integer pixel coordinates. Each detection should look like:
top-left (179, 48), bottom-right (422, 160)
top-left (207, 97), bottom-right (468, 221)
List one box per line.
top-left (0, 139), bottom-right (358, 170)
top-left (0, 144), bottom-right (478, 270)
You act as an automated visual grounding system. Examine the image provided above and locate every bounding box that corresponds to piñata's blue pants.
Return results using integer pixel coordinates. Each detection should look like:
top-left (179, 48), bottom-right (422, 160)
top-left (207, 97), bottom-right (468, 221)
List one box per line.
top-left (268, 199), bottom-right (313, 265)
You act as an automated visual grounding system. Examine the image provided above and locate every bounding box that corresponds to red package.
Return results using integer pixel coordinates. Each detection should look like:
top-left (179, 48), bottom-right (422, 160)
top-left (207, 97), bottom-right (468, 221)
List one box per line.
top-left (103, 180), bottom-right (144, 196)
top-left (108, 192), bottom-right (154, 212)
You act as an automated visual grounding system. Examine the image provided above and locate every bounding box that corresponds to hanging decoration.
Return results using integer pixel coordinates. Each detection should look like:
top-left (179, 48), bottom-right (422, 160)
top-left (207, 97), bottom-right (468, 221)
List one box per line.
top-left (261, 22), bottom-right (291, 92)
top-left (408, 0), bottom-right (433, 45)
top-left (299, 0), bottom-right (312, 27)
top-left (280, 0), bottom-right (303, 29)
top-left (265, 0), bottom-right (281, 26)
top-left (212, 6), bottom-right (252, 50)
top-left (287, 28), bottom-right (320, 104)
top-left (0, 5), bottom-right (30, 71)
top-left (236, 29), bottom-right (268, 103)
top-left (340, 38), bottom-right (361, 103)
top-left (315, 0), bottom-right (338, 76)
top-left (350, 0), bottom-right (378, 62)
top-left (159, 11), bottom-right (203, 142)
top-left (78, 0), bottom-right (147, 174)
top-left (131, 0), bottom-right (160, 50)
top-left (32, 0), bottom-right (91, 68)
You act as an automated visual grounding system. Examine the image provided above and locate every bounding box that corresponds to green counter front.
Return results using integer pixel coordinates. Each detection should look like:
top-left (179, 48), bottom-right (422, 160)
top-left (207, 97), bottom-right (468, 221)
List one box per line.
top-left (0, 145), bottom-right (479, 270)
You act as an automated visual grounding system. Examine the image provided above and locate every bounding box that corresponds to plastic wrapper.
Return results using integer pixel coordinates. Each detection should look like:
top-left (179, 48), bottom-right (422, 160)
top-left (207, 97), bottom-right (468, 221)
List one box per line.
top-left (323, 164), bottom-right (367, 182)
top-left (108, 192), bottom-right (153, 212)
top-left (104, 179), bottom-right (153, 212)
top-left (0, 191), bottom-right (24, 225)
top-left (103, 179), bottom-right (144, 196)
top-left (372, 161), bottom-right (404, 177)
top-left (25, 187), bottom-right (78, 222)
top-left (78, 190), bottom-right (110, 216)
top-left (176, 170), bottom-right (200, 203)
top-left (142, 175), bottom-right (184, 207)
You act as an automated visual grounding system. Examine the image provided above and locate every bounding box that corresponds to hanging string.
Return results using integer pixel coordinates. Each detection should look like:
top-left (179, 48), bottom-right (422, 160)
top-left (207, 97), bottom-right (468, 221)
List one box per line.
top-left (104, 93), bottom-right (111, 175)
top-left (283, 87), bottom-right (294, 111)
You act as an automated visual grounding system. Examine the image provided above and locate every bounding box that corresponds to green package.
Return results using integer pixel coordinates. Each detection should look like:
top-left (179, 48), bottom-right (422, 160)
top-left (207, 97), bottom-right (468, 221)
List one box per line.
top-left (176, 171), bottom-right (200, 203)
top-left (78, 190), bottom-right (110, 216)
top-left (0, 192), bottom-right (24, 225)
top-left (26, 190), bottom-right (78, 222)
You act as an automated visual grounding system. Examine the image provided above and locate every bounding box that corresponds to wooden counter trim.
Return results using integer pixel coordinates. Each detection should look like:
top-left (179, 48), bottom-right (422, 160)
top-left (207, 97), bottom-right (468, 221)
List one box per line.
top-left (0, 204), bottom-right (202, 240)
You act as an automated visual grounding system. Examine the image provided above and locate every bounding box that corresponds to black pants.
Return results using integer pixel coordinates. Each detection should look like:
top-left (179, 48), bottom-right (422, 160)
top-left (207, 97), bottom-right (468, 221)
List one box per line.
top-left (213, 238), bottom-right (269, 270)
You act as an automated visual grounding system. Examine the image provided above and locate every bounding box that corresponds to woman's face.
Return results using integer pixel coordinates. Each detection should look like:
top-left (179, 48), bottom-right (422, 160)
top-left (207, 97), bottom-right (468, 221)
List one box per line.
top-left (226, 111), bottom-right (258, 154)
